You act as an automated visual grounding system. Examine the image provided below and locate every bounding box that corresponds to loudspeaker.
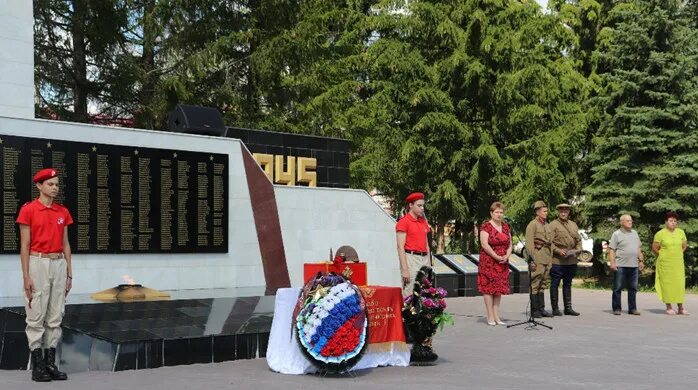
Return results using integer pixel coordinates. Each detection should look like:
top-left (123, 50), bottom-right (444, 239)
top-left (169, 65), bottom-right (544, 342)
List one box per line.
top-left (167, 104), bottom-right (227, 136)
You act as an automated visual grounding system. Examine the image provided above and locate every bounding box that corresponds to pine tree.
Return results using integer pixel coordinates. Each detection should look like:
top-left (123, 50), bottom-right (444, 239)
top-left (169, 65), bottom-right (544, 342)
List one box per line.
top-left (34, 0), bottom-right (129, 122)
top-left (585, 0), bottom-right (698, 240)
top-left (263, 0), bottom-right (585, 250)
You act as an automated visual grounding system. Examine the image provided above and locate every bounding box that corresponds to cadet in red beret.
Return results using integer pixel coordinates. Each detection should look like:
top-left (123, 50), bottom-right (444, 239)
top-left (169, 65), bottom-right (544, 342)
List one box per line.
top-left (33, 168), bottom-right (58, 184)
top-left (396, 192), bottom-right (431, 296)
top-left (16, 168), bottom-right (73, 382)
top-left (404, 192), bottom-right (424, 204)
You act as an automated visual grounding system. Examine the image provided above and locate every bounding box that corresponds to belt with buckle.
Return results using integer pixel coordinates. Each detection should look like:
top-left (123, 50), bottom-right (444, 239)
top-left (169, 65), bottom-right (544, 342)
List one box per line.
top-left (405, 250), bottom-right (428, 256)
top-left (30, 252), bottom-right (64, 259)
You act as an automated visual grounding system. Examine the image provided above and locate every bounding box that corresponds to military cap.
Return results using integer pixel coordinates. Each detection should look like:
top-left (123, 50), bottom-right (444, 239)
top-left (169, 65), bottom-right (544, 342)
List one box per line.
top-left (405, 192), bottom-right (424, 204)
top-left (33, 168), bottom-right (58, 183)
top-left (533, 200), bottom-right (547, 210)
top-left (556, 203), bottom-right (572, 209)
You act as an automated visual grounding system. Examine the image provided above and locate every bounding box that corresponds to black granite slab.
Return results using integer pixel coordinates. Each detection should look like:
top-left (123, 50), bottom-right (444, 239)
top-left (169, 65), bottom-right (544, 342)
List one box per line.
top-left (0, 295), bottom-right (274, 373)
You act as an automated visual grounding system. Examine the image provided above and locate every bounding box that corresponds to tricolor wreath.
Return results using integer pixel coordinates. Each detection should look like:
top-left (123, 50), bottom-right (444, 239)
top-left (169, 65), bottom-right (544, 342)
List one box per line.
top-left (293, 273), bottom-right (368, 372)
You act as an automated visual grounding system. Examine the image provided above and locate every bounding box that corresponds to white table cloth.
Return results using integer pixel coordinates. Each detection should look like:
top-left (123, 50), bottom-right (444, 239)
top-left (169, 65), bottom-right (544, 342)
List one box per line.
top-left (266, 287), bottom-right (410, 374)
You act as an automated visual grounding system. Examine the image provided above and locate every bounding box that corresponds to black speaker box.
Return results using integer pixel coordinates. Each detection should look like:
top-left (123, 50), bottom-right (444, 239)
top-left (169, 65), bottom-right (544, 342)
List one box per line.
top-left (167, 104), bottom-right (227, 136)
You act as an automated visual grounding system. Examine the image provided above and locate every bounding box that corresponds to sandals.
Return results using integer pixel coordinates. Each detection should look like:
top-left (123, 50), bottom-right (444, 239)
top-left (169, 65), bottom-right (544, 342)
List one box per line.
top-left (665, 308), bottom-right (676, 315)
top-left (678, 309), bottom-right (690, 316)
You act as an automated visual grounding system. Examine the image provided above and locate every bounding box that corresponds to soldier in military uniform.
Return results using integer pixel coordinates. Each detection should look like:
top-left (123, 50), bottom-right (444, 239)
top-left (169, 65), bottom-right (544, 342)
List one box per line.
top-left (549, 203), bottom-right (582, 316)
top-left (524, 201), bottom-right (553, 318)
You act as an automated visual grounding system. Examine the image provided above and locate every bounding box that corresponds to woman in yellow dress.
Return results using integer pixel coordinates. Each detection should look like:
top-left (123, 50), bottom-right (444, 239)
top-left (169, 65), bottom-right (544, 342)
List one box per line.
top-left (652, 212), bottom-right (689, 315)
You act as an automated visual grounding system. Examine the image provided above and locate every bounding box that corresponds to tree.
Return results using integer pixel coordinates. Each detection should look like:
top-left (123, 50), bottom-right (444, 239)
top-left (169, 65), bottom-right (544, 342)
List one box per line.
top-left (549, 0), bottom-right (614, 209)
top-left (360, 0), bottom-right (587, 251)
top-left (34, 0), bottom-right (129, 122)
top-left (584, 0), bottom-right (698, 245)
top-left (155, 0), bottom-right (300, 129)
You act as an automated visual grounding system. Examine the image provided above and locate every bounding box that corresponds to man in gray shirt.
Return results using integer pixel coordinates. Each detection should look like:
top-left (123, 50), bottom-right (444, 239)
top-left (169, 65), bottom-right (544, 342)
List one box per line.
top-left (608, 214), bottom-right (644, 315)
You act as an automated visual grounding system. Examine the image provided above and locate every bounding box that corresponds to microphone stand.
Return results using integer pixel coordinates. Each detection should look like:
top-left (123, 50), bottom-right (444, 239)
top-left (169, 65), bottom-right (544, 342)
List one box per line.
top-left (507, 260), bottom-right (552, 330)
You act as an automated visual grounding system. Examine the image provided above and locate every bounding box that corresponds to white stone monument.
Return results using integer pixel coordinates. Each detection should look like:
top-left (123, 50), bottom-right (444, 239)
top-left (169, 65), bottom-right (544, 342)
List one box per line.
top-left (0, 1), bottom-right (34, 119)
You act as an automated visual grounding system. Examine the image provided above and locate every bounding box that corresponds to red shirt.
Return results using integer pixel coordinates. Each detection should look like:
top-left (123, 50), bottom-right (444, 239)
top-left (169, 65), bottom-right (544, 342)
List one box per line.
top-left (396, 213), bottom-right (431, 252)
top-left (16, 199), bottom-right (73, 253)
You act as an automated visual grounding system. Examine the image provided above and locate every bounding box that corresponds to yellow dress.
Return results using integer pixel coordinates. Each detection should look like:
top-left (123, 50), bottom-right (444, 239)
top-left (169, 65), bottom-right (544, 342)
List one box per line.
top-left (654, 228), bottom-right (687, 303)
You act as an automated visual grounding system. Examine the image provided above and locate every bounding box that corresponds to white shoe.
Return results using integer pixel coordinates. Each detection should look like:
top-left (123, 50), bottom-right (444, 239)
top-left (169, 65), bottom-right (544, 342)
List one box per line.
top-left (495, 320), bottom-right (507, 326)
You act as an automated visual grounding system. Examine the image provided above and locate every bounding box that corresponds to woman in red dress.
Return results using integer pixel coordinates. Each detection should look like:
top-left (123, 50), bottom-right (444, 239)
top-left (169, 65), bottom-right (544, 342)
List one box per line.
top-left (477, 201), bottom-right (512, 326)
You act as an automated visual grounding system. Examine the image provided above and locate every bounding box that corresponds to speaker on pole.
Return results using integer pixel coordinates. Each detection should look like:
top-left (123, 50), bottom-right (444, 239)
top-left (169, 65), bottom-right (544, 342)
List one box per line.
top-left (167, 104), bottom-right (227, 137)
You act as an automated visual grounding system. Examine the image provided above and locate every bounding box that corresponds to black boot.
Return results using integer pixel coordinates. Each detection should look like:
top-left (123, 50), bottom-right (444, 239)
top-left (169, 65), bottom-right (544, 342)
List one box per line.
top-left (538, 293), bottom-right (553, 317)
top-left (31, 349), bottom-right (51, 382)
top-left (563, 286), bottom-right (580, 316)
top-left (531, 294), bottom-right (542, 318)
top-left (44, 348), bottom-right (67, 380)
top-left (550, 288), bottom-right (562, 316)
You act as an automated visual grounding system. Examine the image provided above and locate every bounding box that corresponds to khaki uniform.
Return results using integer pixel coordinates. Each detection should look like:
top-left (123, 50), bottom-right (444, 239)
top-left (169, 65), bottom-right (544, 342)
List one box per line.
top-left (549, 217), bottom-right (582, 315)
top-left (525, 219), bottom-right (552, 294)
top-left (24, 256), bottom-right (67, 351)
top-left (549, 219), bottom-right (582, 264)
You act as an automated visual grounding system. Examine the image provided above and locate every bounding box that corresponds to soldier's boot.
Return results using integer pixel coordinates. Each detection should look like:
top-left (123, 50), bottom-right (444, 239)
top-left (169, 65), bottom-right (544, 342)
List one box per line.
top-left (550, 288), bottom-right (562, 316)
top-left (531, 294), bottom-right (542, 318)
top-left (30, 349), bottom-right (51, 382)
top-left (538, 293), bottom-right (553, 317)
top-left (44, 348), bottom-right (67, 380)
top-left (563, 285), bottom-right (580, 316)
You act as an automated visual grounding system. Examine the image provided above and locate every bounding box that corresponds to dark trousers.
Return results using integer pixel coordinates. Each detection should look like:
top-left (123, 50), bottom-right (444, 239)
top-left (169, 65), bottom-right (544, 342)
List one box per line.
top-left (550, 264), bottom-right (577, 290)
top-left (612, 267), bottom-right (639, 312)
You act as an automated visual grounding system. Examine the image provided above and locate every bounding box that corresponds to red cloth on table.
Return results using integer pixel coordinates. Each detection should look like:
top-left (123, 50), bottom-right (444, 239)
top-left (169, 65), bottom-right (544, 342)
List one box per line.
top-left (303, 262), bottom-right (367, 286)
top-left (359, 286), bottom-right (407, 349)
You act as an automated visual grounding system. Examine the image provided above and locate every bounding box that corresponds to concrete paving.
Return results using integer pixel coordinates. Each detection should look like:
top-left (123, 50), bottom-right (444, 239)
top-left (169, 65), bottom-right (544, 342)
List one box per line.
top-left (2, 288), bottom-right (697, 390)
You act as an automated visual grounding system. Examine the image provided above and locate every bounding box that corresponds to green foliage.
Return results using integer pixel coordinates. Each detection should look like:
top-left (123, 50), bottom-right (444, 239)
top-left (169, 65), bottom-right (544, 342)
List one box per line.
top-left (34, 0), bottom-right (589, 251)
top-left (33, 1), bottom-right (698, 280)
top-left (584, 0), bottom-right (698, 242)
top-left (34, 0), bottom-right (130, 122)
top-left (284, 0), bottom-right (590, 241)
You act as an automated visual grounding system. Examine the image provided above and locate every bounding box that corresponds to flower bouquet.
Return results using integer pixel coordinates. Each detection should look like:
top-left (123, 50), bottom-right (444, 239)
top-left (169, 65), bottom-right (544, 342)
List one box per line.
top-left (402, 266), bottom-right (454, 363)
top-left (293, 272), bottom-right (369, 373)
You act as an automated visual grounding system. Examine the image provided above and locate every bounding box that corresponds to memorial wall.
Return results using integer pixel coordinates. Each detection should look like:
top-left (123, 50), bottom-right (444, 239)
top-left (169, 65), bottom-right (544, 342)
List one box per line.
top-left (227, 127), bottom-right (350, 188)
top-left (0, 117), bottom-right (263, 297)
top-left (0, 116), bottom-right (401, 298)
top-left (0, 134), bottom-right (228, 254)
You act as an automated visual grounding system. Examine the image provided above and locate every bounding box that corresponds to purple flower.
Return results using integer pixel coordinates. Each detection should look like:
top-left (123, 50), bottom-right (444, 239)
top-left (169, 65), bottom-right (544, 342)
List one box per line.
top-left (423, 299), bottom-right (437, 308)
top-left (436, 288), bottom-right (448, 297)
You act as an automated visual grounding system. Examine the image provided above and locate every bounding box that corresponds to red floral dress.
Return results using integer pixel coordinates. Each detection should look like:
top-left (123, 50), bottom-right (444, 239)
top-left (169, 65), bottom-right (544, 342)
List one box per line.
top-left (477, 221), bottom-right (511, 295)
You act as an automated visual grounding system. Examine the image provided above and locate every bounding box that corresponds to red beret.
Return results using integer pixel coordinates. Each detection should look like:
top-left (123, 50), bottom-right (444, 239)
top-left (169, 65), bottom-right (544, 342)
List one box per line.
top-left (405, 192), bottom-right (424, 204)
top-left (33, 168), bottom-right (58, 183)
